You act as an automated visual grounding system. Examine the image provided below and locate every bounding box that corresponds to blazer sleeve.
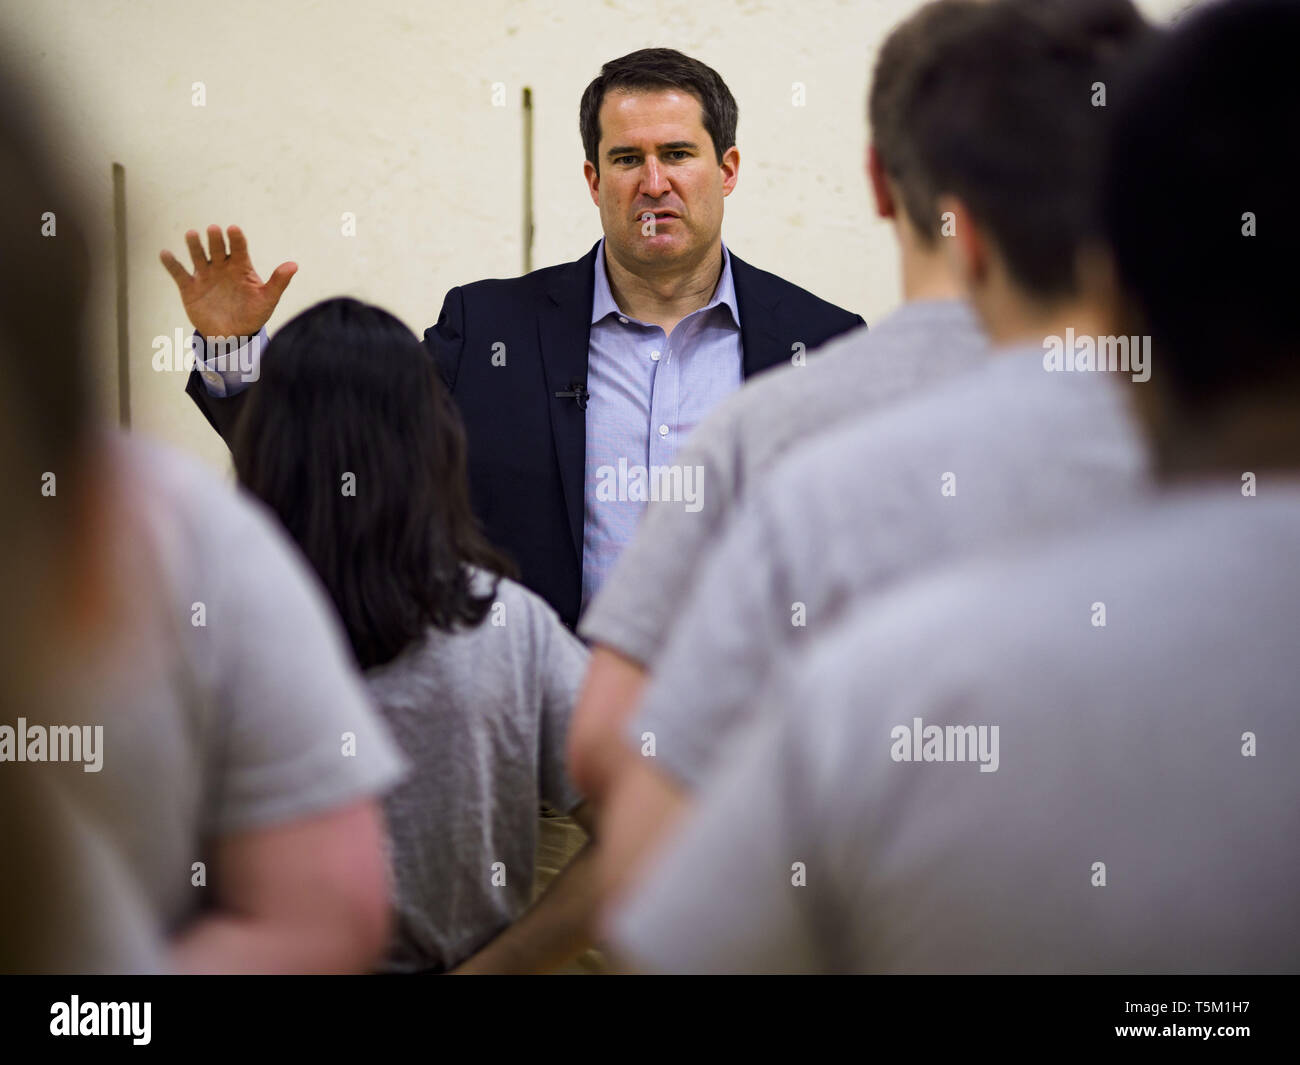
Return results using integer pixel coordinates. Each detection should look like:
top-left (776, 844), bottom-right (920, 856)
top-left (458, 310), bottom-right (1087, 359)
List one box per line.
top-left (423, 285), bottom-right (467, 392)
top-left (183, 283), bottom-right (471, 450)
top-left (184, 366), bottom-right (251, 452)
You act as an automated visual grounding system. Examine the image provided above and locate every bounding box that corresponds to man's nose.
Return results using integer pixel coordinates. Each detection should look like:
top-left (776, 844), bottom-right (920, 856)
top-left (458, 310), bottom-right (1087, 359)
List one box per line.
top-left (639, 157), bottom-right (670, 198)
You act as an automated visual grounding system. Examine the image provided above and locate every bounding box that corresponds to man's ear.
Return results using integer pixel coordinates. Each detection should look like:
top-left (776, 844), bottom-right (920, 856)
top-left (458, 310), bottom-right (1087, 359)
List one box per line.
top-left (936, 195), bottom-right (987, 295)
top-left (583, 159), bottom-right (601, 207)
top-left (866, 144), bottom-right (896, 220)
top-left (719, 144), bottom-right (740, 198)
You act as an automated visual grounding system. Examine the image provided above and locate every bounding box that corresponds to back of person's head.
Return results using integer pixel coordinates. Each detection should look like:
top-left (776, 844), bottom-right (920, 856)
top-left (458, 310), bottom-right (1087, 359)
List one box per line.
top-left (907, 0), bottom-right (1153, 301)
top-left (0, 63), bottom-right (96, 674)
top-left (0, 54), bottom-right (133, 972)
top-left (1102, 0), bottom-right (1298, 439)
top-left (232, 297), bottom-right (517, 670)
top-left (867, 0), bottom-right (984, 245)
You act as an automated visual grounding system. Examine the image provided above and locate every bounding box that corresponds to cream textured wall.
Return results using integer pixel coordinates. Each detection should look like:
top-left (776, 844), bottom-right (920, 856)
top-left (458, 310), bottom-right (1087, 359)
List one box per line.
top-left (1, 0), bottom-right (1191, 472)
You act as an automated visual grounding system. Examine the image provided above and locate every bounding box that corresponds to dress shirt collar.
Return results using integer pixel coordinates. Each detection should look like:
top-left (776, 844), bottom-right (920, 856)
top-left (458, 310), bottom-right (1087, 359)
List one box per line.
top-left (591, 236), bottom-right (740, 328)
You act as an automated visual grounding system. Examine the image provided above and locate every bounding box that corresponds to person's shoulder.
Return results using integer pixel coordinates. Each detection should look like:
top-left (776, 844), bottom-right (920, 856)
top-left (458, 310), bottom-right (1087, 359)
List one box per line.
top-left (729, 250), bottom-right (863, 328)
top-left (743, 320), bottom-right (876, 395)
top-left (461, 568), bottom-right (589, 681)
top-left (700, 303), bottom-right (985, 451)
top-left (465, 565), bottom-right (523, 607)
top-left (116, 430), bottom-right (230, 501)
top-left (849, 343), bottom-right (1140, 467)
top-left (782, 528), bottom-right (1061, 733)
top-left (116, 432), bottom-right (305, 560)
top-left (678, 324), bottom-right (870, 464)
top-left (797, 486), bottom-right (1300, 739)
top-left (113, 432), bottom-right (263, 567)
top-left (453, 243), bottom-right (599, 304)
top-left (467, 567), bottom-right (574, 636)
top-left (810, 348), bottom-right (1042, 457)
top-left (731, 356), bottom-right (1000, 526)
top-left (819, 487), bottom-right (1266, 662)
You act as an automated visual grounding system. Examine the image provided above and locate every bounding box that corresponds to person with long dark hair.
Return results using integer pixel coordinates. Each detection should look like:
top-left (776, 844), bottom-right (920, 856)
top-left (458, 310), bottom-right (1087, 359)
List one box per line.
top-left (233, 297), bottom-right (596, 973)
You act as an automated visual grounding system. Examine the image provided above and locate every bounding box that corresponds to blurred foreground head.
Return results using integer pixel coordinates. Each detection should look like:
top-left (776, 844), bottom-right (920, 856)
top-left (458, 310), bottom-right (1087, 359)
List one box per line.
top-left (1100, 0), bottom-right (1300, 475)
top-left (867, 0), bottom-right (983, 246)
top-left (901, 0), bottom-right (1153, 333)
top-left (0, 59), bottom-right (100, 693)
top-left (0, 54), bottom-right (153, 970)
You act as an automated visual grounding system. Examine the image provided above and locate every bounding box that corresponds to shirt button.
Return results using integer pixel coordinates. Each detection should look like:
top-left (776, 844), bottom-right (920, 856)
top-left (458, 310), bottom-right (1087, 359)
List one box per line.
top-left (201, 370), bottom-right (221, 384)
top-left (658, 424), bottom-right (669, 437)
top-left (618, 316), bottom-right (629, 324)
top-left (650, 350), bottom-right (661, 362)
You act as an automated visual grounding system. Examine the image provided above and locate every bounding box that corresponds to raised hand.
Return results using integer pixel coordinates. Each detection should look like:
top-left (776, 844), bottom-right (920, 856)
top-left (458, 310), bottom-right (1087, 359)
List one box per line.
top-left (160, 225), bottom-right (297, 340)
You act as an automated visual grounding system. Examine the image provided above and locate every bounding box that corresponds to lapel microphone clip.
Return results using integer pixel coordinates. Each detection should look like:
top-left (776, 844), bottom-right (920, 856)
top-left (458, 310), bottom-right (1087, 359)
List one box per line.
top-left (554, 381), bottom-right (590, 411)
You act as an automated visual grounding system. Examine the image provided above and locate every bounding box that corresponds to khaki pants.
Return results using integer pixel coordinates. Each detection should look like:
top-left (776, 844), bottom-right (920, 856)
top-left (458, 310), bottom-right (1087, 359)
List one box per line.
top-left (532, 807), bottom-right (608, 973)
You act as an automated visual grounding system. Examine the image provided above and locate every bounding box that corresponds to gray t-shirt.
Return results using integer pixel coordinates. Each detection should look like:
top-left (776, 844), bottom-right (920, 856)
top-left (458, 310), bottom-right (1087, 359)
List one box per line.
top-left (7, 774), bottom-right (168, 974)
top-left (364, 570), bottom-right (589, 972)
top-left (69, 434), bottom-right (408, 935)
top-left (611, 484), bottom-right (1300, 973)
top-left (580, 300), bottom-right (988, 665)
top-left (634, 347), bottom-right (1150, 788)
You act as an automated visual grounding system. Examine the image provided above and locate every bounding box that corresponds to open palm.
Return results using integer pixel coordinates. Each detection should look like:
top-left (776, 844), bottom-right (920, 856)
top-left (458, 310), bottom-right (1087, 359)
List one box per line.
top-left (160, 224), bottom-right (297, 340)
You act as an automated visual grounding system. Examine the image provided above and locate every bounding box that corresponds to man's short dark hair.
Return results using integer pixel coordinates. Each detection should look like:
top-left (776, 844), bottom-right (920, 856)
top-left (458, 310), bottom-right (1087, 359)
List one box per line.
top-left (579, 48), bottom-right (737, 172)
top-left (1102, 0), bottom-right (1297, 410)
top-left (868, 0), bottom-right (984, 245)
top-left (906, 0), bottom-right (1152, 299)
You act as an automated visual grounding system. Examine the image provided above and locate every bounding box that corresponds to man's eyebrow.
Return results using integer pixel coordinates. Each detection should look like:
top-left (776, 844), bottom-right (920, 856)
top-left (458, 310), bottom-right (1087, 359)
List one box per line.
top-left (605, 141), bottom-right (700, 159)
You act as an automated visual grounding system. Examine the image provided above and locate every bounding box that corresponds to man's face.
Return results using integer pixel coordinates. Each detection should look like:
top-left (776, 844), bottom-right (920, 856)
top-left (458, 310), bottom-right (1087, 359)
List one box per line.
top-left (584, 89), bottom-right (738, 273)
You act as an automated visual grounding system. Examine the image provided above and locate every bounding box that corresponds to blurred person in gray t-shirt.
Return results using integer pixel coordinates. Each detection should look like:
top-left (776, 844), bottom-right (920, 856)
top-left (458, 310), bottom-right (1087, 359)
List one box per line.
top-left (609, 0), bottom-right (1300, 972)
top-left (233, 297), bottom-right (596, 974)
top-left (596, 0), bottom-right (1158, 903)
top-left (569, 0), bottom-right (992, 807)
top-left (0, 59), bottom-right (403, 976)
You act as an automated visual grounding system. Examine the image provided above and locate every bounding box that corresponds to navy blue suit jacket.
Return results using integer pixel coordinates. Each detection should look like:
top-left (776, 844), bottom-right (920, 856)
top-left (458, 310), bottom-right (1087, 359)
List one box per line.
top-left (186, 240), bottom-right (865, 628)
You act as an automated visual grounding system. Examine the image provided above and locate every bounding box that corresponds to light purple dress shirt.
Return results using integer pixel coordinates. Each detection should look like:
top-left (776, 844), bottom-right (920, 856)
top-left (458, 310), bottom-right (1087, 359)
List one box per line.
top-left (580, 238), bottom-right (743, 611)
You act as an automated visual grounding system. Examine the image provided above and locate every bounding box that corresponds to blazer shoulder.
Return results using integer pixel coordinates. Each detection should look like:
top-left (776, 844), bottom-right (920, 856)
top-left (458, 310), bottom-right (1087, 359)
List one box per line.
top-left (732, 253), bottom-right (866, 330)
top-left (454, 242), bottom-right (600, 309)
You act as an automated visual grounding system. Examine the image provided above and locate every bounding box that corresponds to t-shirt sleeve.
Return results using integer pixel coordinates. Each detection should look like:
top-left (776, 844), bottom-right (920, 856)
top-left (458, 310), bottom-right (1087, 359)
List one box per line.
top-left (609, 671), bottom-right (826, 973)
top-left (579, 411), bottom-right (740, 667)
top-left (630, 477), bottom-right (796, 789)
top-left (204, 495), bottom-right (408, 834)
top-left (534, 596), bottom-right (592, 813)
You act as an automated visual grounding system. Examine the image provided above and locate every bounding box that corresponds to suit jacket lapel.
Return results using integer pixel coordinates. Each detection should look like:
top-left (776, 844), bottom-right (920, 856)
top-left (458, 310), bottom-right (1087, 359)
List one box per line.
top-left (729, 251), bottom-right (788, 378)
top-left (538, 240), bottom-right (600, 565)
top-left (537, 243), bottom-right (784, 569)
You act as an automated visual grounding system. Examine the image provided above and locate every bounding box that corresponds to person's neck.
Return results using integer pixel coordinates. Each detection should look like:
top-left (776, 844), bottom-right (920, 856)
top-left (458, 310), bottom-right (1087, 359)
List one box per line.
top-left (980, 290), bottom-right (1113, 353)
top-left (898, 238), bottom-right (963, 304)
top-left (1148, 390), bottom-right (1300, 484)
top-left (603, 239), bottom-right (724, 335)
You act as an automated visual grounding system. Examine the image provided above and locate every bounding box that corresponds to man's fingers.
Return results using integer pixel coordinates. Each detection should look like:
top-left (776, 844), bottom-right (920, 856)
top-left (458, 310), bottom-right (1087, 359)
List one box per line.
top-left (206, 224), bottom-right (228, 263)
top-left (263, 261), bottom-right (298, 303)
top-left (228, 225), bottom-right (249, 262)
top-left (184, 230), bottom-right (208, 272)
top-left (159, 249), bottom-right (191, 288)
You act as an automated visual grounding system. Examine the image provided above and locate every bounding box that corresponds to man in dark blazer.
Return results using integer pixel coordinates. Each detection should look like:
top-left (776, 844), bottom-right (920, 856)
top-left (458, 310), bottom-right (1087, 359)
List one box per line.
top-left (168, 49), bottom-right (864, 630)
